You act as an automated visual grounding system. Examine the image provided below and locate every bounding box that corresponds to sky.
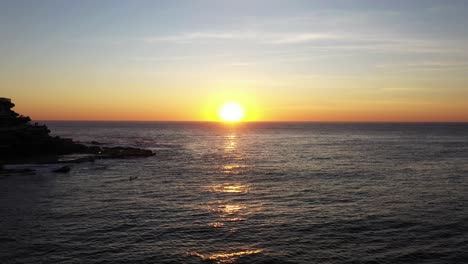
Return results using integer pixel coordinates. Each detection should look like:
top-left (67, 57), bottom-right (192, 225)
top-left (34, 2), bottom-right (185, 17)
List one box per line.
top-left (1, 0), bottom-right (467, 121)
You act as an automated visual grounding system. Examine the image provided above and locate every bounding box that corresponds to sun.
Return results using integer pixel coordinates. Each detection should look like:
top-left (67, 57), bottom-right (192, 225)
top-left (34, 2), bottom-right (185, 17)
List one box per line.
top-left (218, 102), bottom-right (245, 122)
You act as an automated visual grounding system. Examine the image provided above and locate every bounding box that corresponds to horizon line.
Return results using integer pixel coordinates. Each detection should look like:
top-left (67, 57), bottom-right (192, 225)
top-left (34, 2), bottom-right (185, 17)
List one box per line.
top-left (35, 120), bottom-right (468, 124)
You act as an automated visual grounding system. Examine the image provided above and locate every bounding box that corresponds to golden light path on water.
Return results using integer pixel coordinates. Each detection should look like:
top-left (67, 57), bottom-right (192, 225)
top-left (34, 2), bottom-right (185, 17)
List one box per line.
top-left (190, 249), bottom-right (264, 264)
top-left (209, 183), bottom-right (250, 193)
top-left (190, 130), bottom-right (263, 263)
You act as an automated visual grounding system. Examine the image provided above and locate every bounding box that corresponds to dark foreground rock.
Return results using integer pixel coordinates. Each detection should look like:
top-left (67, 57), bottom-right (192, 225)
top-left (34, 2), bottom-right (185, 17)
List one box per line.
top-left (53, 166), bottom-right (71, 173)
top-left (0, 97), bottom-right (154, 166)
top-left (0, 166), bottom-right (35, 175)
top-left (96, 146), bottom-right (154, 159)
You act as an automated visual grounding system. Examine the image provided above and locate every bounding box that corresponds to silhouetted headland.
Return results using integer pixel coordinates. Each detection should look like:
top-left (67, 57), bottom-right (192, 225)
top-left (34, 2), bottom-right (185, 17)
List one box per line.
top-left (0, 98), bottom-right (154, 171)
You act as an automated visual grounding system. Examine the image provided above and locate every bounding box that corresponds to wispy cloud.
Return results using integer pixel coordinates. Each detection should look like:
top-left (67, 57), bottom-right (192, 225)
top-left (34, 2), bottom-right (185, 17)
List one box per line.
top-left (144, 32), bottom-right (252, 43)
top-left (144, 31), bottom-right (339, 44)
top-left (376, 61), bottom-right (468, 70)
top-left (142, 29), bottom-right (462, 55)
top-left (268, 33), bottom-right (339, 44)
top-left (130, 55), bottom-right (200, 61)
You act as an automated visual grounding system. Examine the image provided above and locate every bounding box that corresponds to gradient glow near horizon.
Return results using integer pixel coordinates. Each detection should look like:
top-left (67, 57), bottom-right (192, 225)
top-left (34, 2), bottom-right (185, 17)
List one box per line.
top-left (1, 0), bottom-right (467, 122)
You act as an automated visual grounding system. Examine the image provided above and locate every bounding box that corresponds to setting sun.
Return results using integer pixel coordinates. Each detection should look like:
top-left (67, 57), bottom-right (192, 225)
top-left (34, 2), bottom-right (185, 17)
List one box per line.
top-left (218, 102), bottom-right (245, 122)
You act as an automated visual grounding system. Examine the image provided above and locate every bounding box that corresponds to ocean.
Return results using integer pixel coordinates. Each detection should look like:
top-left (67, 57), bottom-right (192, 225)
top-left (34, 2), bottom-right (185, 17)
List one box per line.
top-left (1, 122), bottom-right (468, 264)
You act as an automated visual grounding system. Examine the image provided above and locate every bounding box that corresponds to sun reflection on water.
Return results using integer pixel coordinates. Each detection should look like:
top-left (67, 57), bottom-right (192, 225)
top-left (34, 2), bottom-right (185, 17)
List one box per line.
top-left (209, 222), bottom-right (225, 228)
top-left (223, 217), bottom-right (246, 222)
top-left (189, 249), bottom-right (263, 264)
top-left (223, 133), bottom-right (237, 152)
top-left (193, 130), bottom-right (261, 263)
top-left (221, 164), bottom-right (245, 174)
top-left (212, 204), bottom-right (245, 215)
top-left (225, 140), bottom-right (236, 151)
top-left (208, 183), bottom-right (250, 193)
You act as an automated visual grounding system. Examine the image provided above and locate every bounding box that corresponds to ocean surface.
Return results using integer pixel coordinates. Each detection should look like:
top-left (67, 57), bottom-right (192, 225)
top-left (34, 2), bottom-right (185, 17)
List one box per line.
top-left (1, 122), bottom-right (468, 264)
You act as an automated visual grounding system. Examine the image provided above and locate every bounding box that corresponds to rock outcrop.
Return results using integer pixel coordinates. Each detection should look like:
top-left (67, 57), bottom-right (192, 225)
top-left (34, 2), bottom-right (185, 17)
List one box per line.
top-left (0, 98), bottom-right (154, 165)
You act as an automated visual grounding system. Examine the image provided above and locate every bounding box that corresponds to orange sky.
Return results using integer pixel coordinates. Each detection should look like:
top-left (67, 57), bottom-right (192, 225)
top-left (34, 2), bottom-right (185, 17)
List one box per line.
top-left (2, 1), bottom-right (468, 122)
top-left (10, 89), bottom-right (468, 122)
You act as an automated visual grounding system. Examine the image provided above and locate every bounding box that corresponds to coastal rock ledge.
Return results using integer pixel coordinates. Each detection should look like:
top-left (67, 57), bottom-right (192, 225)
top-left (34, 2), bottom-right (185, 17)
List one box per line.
top-left (0, 97), bottom-right (154, 165)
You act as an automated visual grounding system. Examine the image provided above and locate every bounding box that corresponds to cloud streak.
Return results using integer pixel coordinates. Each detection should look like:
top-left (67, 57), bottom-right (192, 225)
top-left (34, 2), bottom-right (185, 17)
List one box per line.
top-left (142, 28), bottom-right (464, 55)
top-left (144, 31), bottom-right (340, 44)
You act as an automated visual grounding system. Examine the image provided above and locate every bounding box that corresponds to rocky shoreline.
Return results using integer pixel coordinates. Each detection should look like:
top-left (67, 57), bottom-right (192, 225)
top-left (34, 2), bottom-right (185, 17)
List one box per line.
top-left (0, 98), bottom-right (154, 173)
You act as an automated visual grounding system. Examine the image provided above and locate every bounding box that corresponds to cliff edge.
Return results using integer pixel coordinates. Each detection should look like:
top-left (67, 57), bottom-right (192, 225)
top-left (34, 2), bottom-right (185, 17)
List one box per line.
top-left (0, 98), bottom-right (154, 165)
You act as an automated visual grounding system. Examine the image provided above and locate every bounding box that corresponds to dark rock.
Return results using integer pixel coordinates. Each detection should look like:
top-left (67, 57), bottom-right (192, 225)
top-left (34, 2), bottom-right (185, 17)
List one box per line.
top-left (53, 166), bottom-right (71, 173)
top-left (59, 156), bottom-right (96, 164)
top-left (97, 147), bottom-right (155, 159)
top-left (87, 146), bottom-right (103, 154)
top-left (0, 167), bottom-right (35, 175)
top-left (0, 98), bottom-right (154, 165)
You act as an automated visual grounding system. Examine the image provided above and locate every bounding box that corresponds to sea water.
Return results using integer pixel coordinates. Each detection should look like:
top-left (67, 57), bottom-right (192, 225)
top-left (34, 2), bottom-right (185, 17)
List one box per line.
top-left (1, 122), bottom-right (467, 263)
